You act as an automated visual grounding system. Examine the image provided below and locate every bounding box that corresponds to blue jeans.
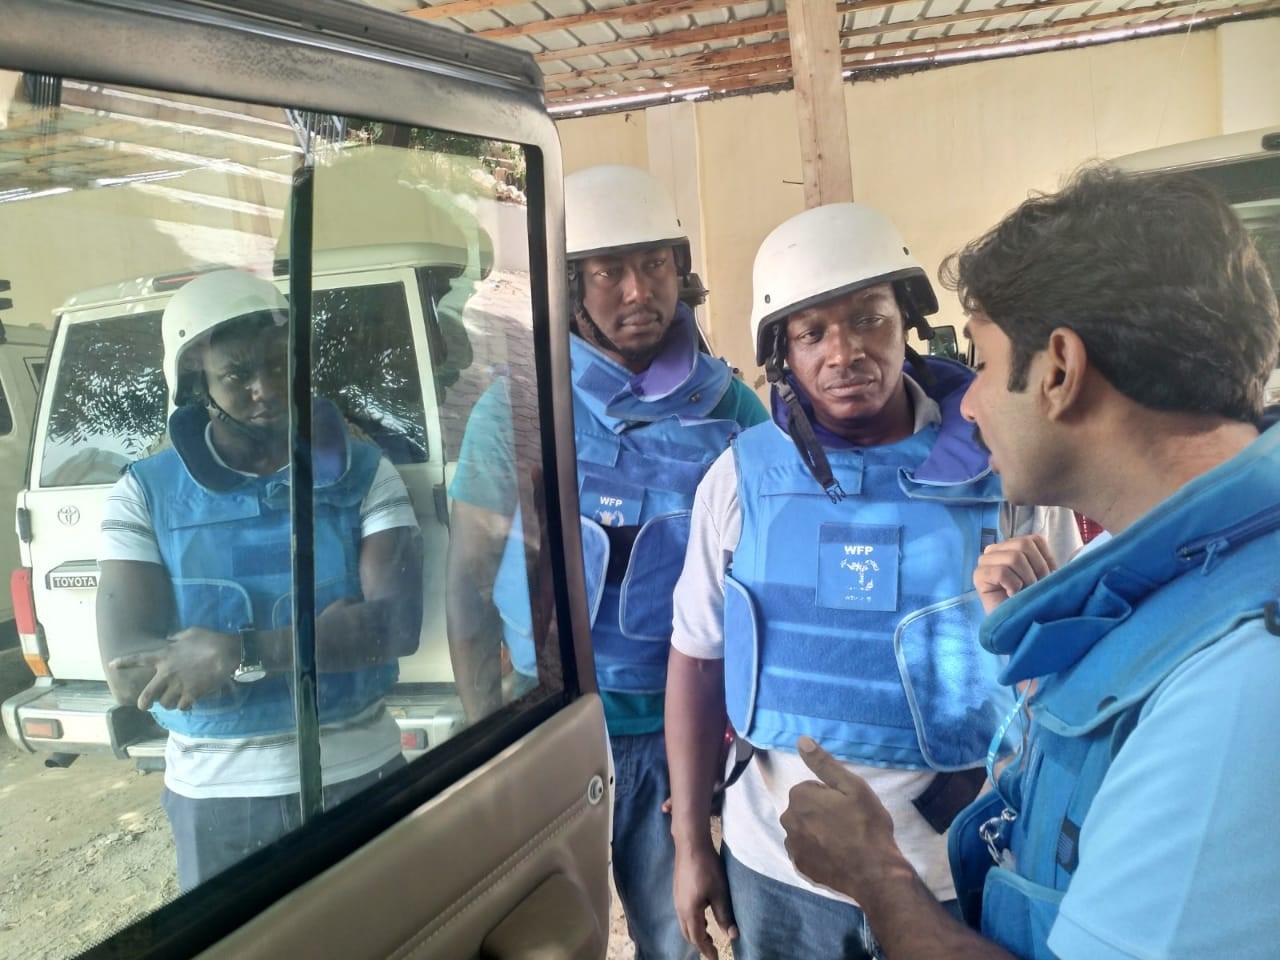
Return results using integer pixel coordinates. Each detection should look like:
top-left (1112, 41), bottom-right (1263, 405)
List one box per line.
top-left (163, 756), bottom-right (405, 893)
top-left (610, 731), bottom-right (697, 960)
top-left (723, 844), bottom-right (962, 960)
top-left (724, 842), bottom-right (884, 960)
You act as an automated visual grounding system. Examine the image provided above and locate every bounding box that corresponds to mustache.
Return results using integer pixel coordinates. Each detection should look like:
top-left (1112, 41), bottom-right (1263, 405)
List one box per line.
top-left (971, 423), bottom-right (991, 454)
top-left (619, 309), bottom-right (660, 325)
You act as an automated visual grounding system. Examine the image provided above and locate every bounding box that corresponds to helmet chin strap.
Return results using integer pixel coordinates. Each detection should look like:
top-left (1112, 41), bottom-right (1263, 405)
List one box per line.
top-left (896, 284), bottom-right (938, 388)
top-left (574, 304), bottom-right (627, 358)
top-left (205, 395), bottom-right (280, 450)
top-left (765, 325), bottom-right (846, 504)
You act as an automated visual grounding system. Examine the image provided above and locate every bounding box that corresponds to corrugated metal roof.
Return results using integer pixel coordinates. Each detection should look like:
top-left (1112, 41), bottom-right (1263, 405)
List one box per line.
top-left (390, 0), bottom-right (1280, 114)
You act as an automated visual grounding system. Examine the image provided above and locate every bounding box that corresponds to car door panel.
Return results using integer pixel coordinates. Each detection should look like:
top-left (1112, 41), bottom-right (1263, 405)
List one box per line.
top-left (197, 696), bottom-right (610, 960)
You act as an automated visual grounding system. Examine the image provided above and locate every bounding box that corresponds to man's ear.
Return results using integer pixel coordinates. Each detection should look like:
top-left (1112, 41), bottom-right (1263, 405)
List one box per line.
top-left (1041, 327), bottom-right (1088, 421)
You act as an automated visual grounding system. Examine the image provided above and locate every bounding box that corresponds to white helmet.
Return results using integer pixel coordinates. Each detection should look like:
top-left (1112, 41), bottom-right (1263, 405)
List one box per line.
top-left (564, 165), bottom-right (690, 270)
top-left (749, 203), bottom-right (938, 365)
top-left (162, 269), bottom-right (288, 404)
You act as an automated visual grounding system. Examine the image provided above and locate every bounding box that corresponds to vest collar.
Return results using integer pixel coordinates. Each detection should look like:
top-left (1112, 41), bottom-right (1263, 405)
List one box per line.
top-left (169, 398), bottom-right (353, 493)
top-left (984, 425), bottom-right (1280, 685)
top-left (572, 304), bottom-right (730, 430)
top-left (769, 356), bottom-right (991, 486)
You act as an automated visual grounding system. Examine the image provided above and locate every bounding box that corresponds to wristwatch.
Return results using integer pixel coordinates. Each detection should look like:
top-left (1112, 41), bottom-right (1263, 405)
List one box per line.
top-left (233, 626), bottom-right (267, 684)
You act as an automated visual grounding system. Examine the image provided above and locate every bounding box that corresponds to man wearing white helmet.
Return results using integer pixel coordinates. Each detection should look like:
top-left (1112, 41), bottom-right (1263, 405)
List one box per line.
top-left (447, 165), bottom-right (765, 958)
top-left (98, 268), bottom-right (423, 892)
top-left (666, 203), bottom-right (1079, 959)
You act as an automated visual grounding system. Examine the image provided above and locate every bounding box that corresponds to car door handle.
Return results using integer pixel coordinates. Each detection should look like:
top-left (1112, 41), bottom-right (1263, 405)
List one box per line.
top-left (479, 871), bottom-right (604, 960)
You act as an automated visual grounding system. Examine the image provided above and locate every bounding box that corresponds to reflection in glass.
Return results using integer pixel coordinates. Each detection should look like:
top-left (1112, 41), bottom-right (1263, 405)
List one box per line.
top-left (0, 72), bottom-right (545, 956)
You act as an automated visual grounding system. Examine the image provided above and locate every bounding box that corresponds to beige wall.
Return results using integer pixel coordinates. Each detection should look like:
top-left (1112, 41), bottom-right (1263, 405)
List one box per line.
top-left (1218, 18), bottom-right (1280, 134)
top-left (554, 22), bottom-right (1279, 385)
top-left (556, 110), bottom-right (648, 175)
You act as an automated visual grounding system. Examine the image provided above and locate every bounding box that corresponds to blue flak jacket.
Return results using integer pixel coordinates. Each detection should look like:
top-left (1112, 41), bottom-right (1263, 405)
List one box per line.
top-left (724, 357), bottom-right (1011, 770)
top-left (949, 424), bottom-right (1280, 959)
top-left (496, 305), bottom-right (743, 693)
top-left (131, 399), bottom-right (396, 738)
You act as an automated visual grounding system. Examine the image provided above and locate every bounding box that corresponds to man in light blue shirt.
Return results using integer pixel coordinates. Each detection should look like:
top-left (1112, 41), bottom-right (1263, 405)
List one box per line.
top-left (780, 166), bottom-right (1280, 959)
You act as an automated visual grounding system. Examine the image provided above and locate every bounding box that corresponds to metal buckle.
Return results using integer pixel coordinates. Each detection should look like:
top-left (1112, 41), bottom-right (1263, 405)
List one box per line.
top-left (978, 807), bottom-right (1017, 867)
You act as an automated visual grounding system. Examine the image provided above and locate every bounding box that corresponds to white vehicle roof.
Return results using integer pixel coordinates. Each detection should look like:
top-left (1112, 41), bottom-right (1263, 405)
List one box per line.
top-left (55, 242), bottom-right (470, 318)
top-left (1113, 127), bottom-right (1280, 172)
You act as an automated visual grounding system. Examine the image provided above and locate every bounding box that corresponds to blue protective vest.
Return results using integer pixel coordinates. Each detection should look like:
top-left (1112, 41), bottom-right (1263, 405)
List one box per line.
top-left (723, 360), bottom-right (1008, 769)
top-left (496, 307), bottom-right (741, 692)
top-left (948, 425), bottom-right (1280, 959)
top-left (131, 400), bottom-right (395, 738)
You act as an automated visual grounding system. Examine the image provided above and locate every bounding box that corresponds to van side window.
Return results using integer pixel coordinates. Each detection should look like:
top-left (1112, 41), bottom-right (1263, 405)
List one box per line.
top-left (312, 282), bottom-right (429, 464)
top-left (0, 375), bottom-right (13, 434)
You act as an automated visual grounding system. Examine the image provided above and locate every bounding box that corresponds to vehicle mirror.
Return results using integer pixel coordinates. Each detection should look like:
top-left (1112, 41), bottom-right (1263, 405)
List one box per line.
top-left (929, 324), bottom-right (960, 362)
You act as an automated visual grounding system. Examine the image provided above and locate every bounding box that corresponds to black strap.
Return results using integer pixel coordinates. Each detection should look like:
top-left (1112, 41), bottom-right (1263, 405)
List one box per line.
top-left (911, 768), bottom-right (989, 834)
top-left (765, 325), bottom-right (845, 504)
top-left (710, 735), bottom-right (755, 816)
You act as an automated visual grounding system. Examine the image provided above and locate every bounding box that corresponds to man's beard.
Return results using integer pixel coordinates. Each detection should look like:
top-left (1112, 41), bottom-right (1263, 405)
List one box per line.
top-left (576, 308), bottom-right (664, 366)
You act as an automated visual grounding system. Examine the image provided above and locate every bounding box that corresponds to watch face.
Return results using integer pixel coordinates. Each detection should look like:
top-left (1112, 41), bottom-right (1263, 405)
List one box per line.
top-left (233, 663), bottom-right (268, 684)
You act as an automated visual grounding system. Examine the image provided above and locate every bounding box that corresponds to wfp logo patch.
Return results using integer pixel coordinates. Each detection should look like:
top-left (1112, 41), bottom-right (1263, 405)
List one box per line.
top-left (817, 522), bottom-right (901, 612)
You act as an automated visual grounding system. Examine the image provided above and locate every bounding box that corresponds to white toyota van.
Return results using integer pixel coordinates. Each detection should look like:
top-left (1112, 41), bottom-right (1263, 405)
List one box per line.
top-left (4, 243), bottom-right (479, 764)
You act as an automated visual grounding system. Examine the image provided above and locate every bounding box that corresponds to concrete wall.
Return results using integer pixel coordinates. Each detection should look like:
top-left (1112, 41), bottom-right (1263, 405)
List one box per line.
top-left (1218, 18), bottom-right (1280, 134)
top-left (557, 109), bottom-right (648, 175)
top-left (554, 21), bottom-right (1279, 386)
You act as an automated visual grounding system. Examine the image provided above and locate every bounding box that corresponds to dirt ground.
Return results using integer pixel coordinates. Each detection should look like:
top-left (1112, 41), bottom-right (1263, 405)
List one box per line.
top-left (0, 649), bottom-right (728, 960)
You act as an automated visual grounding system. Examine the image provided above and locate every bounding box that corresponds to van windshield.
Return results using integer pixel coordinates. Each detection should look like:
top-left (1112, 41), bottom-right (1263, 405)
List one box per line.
top-left (40, 282), bottom-right (432, 487)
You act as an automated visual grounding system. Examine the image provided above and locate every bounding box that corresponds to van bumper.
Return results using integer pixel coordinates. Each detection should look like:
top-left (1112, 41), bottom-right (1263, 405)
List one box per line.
top-left (2, 680), bottom-right (164, 758)
top-left (3, 681), bottom-right (465, 763)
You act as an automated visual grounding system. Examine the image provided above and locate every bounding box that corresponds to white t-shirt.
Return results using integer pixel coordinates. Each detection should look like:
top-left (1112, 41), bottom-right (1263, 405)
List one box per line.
top-left (670, 378), bottom-right (1083, 903)
top-left (100, 427), bottom-right (418, 799)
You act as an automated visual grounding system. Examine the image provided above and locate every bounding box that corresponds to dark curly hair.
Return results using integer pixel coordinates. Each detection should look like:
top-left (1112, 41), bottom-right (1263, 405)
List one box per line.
top-left (941, 165), bottom-right (1280, 422)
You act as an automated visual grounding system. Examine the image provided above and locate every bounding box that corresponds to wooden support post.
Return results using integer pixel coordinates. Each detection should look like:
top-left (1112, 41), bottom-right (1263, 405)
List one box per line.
top-left (785, 0), bottom-right (853, 206)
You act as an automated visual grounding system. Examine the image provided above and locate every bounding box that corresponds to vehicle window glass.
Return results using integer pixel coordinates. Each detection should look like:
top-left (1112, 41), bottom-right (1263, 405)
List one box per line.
top-left (1193, 156), bottom-right (1280, 395)
top-left (40, 311), bottom-right (165, 485)
top-left (26, 357), bottom-right (45, 389)
top-left (0, 375), bottom-right (12, 435)
top-left (0, 73), bottom-right (548, 959)
top-left (312, 283), bottom-right (428, 465)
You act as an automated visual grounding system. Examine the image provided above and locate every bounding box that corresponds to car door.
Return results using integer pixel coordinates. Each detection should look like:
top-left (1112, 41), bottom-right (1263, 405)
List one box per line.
top-left (0, 2), bottom-right (609, 958)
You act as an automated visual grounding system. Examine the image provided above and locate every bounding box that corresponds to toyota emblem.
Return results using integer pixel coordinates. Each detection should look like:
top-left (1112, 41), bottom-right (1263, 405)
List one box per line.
top-left (57, 505), bottom-right (81, 527)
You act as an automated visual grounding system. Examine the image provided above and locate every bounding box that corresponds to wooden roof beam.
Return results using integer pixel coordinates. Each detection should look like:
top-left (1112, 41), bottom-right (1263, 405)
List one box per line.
top-left (404, 0), bottom-right (531, 20)
top-left (543, 39), bottom-right (791, 83)
top-left (787, 0), bottom-right (853, 205)
top-left (547, 56), bottom-right (793, 101)
top-left (532, 0), bottom-right (1098, 63)
top-left (475, 0), bottom-right (738, 40)
top-left (548, 0), bottom-right (1280, 99)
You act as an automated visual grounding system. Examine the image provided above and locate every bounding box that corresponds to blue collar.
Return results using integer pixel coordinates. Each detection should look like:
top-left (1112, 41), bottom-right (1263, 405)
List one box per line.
top-left (769, 356), bottom-right (990, 484)
top-left (984, 424), bottom-right (1280, 683)
top-left (572, 303), bottom-right (731, 430)
top-left (169, 397), bottom-right (353, 493)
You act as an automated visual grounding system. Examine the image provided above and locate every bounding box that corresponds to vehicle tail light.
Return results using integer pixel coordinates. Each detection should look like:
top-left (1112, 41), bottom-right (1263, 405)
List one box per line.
top-left (22, 718), bottom-right (62, 740)
top-left (400, 728), bottom-right (427, 751)
top-left (10, 568), bottom-right (50, 677)
top-left (11, 568), bottom-right (36, 634)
